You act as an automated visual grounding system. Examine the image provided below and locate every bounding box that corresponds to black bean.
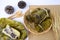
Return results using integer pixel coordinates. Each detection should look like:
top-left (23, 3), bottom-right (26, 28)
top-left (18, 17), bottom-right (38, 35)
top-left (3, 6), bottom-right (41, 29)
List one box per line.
top-left (10, 33), bottom-right (16, 38)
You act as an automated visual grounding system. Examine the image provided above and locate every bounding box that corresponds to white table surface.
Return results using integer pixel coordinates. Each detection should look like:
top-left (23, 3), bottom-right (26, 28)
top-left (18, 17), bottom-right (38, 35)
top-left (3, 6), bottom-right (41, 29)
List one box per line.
top-left (0, 0), bottom-right (60, 40)
top-left (0, 0), bottom-right (60, 17)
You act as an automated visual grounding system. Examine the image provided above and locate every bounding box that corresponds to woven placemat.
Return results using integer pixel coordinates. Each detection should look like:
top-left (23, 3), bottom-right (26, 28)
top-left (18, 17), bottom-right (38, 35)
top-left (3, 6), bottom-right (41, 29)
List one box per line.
top-left (28, 5), bottom-right (60, 40)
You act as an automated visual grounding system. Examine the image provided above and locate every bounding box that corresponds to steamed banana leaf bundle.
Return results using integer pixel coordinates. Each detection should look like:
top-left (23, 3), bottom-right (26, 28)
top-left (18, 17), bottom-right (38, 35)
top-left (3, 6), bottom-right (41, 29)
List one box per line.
top-left (0, 18), bottom-right (27, 40)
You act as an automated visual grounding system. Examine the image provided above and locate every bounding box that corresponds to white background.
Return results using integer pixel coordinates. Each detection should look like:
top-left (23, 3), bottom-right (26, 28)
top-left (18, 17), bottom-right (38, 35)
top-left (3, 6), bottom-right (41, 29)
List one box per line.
top-left (0, 0), bottom-right (60, 17)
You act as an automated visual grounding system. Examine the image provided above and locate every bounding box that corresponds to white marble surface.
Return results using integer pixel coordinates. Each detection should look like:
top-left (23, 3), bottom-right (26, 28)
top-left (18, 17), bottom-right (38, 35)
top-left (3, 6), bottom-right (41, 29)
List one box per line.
top-left (0, 0), bottom-right (60, 40)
